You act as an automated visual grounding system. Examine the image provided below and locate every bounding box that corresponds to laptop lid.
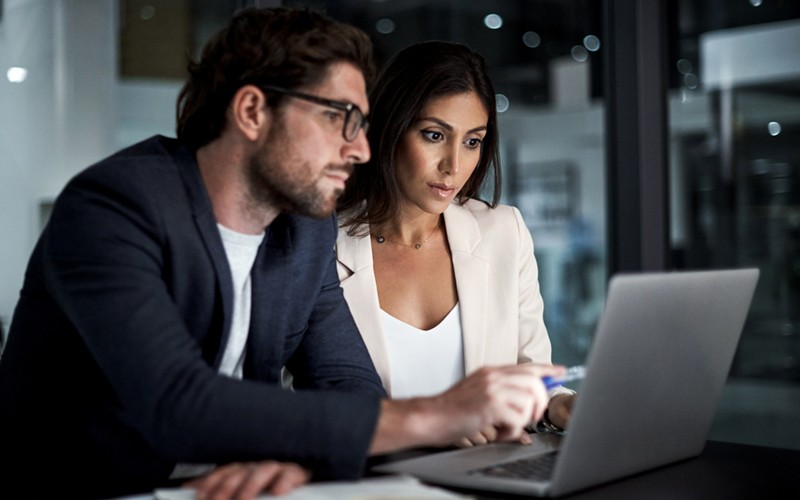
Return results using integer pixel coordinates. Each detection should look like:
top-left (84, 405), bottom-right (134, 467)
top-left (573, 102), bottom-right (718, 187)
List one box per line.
top-left (373, 268), bottom-right (760, 497)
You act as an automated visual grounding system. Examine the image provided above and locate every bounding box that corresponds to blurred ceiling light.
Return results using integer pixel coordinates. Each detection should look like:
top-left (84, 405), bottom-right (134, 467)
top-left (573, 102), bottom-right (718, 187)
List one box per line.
top-left (7, 67), bottom-right (28, 83)
top-left (571, 45), bottom-right (589, 62)
top-left (676, 58), bottom-right (693, 75)
top-left (749, 0), bottom-right (763, 6)
top-left (495, 93), bottom-right (509, 113)
top-left (768, 121), bottom-right (782, 136)
top-left (375, 18), bottom-right (395, 34)
top-left (484, 13), bottom-right (503, 30)
top-left (523, 31), bottom-right (541, 48)
top-left (583, 35), bottom-right (601, 52)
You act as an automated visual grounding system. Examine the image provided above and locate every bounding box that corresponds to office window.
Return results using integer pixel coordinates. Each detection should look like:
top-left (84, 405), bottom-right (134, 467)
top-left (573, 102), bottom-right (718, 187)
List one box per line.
top-left (668, 0), bottom-right (800, 449)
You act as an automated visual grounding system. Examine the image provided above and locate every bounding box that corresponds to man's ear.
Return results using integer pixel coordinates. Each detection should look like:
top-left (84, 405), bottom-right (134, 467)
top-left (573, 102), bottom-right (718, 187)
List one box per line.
top-left (231, 85), bottom-right (269, 142)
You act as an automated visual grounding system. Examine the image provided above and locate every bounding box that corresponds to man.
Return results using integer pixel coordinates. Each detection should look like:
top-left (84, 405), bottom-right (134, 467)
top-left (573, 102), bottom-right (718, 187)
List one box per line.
top-left (0, 7), bottom-right (563, 499)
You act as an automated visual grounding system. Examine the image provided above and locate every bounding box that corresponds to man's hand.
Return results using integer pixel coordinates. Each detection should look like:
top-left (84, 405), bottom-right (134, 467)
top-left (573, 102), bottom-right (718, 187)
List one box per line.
top-left (371, 363), bottom-right (565, 454)
top-left (183, 461), bottom-right (310, 499)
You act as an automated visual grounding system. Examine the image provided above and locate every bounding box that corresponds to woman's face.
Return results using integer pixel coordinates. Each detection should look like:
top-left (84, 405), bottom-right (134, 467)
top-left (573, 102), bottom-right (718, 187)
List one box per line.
top-left (393, 91), bottom-right (488, 216)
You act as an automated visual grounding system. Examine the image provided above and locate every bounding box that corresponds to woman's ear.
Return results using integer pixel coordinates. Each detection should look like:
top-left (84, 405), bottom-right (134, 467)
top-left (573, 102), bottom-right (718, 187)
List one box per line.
top-left (230, 84), bottom-right (269, 142)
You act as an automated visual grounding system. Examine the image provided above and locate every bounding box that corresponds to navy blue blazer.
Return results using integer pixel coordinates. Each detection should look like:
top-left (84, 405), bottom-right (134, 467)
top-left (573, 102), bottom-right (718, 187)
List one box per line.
top-left (0, 136), bottom-right (385, 498)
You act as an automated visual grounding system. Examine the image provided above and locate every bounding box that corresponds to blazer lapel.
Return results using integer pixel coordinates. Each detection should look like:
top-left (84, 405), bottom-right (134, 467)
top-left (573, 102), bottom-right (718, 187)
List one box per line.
top-left (445, 203), bottom-right (489, 375)
top-left (336, 230), bottom-right (393, 392)
top-left (246, 217), bottom-right (293, 382)
top-left (174, 144), bottom-right (234, 368)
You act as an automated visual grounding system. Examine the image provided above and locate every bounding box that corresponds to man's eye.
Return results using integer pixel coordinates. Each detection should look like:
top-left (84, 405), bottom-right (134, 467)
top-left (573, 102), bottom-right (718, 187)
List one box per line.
top-left (325, 111), bottom-right (344, 122)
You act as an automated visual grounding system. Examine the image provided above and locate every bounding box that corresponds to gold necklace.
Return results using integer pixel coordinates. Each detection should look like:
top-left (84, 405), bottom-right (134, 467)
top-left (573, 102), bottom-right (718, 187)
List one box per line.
top-left (375, 218), bottom-right (440, 250)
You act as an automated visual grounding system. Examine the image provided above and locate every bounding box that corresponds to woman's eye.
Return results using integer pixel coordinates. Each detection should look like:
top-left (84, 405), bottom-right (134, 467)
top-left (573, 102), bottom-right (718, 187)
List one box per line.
top-left (465, 138), bottom-right (482, 149)
top-left (421, 130), bottom-right (444, 142)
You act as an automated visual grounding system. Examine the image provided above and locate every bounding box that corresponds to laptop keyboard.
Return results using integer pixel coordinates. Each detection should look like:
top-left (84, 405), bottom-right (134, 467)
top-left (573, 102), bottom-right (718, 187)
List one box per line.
top-left (468, 451), bottom-right (558, 481)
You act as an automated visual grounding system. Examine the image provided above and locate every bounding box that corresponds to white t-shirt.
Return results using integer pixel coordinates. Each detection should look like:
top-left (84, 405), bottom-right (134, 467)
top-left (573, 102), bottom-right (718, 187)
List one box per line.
top-left (381, 303), bottom-right (465, 398)
top-left (216, 224), bottom-right (265, 378)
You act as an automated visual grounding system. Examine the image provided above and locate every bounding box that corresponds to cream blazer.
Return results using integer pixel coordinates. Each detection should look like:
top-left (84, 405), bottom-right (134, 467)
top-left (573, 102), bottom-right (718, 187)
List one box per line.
top-left (336, 199), bottom-right (552, 395)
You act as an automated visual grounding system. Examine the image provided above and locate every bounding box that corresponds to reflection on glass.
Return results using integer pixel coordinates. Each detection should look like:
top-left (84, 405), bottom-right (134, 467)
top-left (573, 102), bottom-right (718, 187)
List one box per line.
top-left (670, 2), bottom-right (800, 450)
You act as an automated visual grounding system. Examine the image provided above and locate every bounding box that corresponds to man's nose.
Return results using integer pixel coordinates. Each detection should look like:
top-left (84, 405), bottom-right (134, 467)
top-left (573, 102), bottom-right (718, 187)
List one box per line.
top-left (345, 128), bottom-right (371, 165)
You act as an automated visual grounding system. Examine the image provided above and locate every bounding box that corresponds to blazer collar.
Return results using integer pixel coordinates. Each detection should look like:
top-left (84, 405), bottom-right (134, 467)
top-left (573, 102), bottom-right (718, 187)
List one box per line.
top-left (445, 201), bottom-right (488, 374)
top-left (171, 139), bottom-right (214, 219)
top-left (171, 139), bottom-right (234, 368)
top-left (443, 201), bottom-right (482, 253)
top-left (336, 211), bottom-right (372, 276)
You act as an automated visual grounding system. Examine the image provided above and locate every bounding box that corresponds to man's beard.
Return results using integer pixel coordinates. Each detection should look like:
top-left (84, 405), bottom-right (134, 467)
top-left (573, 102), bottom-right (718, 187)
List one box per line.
top-left (245, 142), bottom-right (351, 219)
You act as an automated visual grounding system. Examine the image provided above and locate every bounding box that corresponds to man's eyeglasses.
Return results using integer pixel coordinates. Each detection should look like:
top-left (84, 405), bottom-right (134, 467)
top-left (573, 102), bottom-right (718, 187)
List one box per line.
top-left (260, 85), bottom-right (369, 143)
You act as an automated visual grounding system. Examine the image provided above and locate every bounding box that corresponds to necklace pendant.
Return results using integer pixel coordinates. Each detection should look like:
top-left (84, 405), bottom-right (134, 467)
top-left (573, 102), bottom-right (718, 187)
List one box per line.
top-left (377, 236), bottom-right (385, 244)
top-left (415, 243), bottom-right (422, 249)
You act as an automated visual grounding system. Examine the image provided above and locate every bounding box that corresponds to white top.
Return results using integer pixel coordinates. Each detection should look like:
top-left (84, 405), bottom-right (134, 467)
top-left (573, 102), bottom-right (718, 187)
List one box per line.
top-left (337, 201), bottom-right (552, 395)
top-left (217, 224), bottom-right (264, 378)
top-left (381, 303), bottom-right (465, 399)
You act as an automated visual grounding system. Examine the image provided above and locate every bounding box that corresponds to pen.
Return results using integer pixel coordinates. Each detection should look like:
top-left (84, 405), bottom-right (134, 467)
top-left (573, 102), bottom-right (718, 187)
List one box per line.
top-left (543, 365), bottom-right (586, 390)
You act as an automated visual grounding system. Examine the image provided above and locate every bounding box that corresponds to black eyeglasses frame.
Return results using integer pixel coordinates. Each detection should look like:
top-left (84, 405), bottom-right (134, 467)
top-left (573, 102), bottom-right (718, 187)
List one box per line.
top-left (259, 84), bottom-right (369, 143)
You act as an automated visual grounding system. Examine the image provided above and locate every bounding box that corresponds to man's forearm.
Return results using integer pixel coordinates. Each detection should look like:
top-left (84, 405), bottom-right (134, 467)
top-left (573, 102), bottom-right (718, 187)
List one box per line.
top-left (368, 397), bottom-right (450, 454)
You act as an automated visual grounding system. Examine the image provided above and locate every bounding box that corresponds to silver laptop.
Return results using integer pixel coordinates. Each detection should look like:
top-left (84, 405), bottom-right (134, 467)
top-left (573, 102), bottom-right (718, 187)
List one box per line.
top-left (373, 268), bottom-right (760, 496)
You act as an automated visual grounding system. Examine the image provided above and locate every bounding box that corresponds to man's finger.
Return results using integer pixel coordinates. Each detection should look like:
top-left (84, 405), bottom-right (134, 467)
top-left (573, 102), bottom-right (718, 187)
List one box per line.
top-left (235, 462), bottom-right (284, 499)
top-left (269, 464), bottom-right (312, 496)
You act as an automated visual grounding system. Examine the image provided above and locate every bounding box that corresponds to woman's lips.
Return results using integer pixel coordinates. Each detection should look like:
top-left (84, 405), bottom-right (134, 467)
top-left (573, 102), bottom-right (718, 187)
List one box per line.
top-left (429, 183), bottom-right (455, 198)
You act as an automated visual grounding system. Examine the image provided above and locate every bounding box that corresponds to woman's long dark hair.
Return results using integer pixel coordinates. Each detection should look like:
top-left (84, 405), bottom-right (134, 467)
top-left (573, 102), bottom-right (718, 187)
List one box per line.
top-left (337, 40), bottom-right (501, 235)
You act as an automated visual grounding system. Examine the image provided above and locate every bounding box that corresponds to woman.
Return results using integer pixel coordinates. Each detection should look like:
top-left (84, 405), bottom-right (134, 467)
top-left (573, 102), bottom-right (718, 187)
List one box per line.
top-left (336, 40), bottom-right (574, 443)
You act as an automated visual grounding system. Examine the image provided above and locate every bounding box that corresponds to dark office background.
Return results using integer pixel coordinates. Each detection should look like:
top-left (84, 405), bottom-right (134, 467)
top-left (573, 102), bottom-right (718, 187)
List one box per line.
top-left (2, 0), bottom-right (799, 451)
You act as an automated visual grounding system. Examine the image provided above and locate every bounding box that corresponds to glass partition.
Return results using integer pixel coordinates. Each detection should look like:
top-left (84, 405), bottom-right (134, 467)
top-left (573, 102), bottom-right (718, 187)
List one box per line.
top-left (669, 2), bottom-right (800, 449)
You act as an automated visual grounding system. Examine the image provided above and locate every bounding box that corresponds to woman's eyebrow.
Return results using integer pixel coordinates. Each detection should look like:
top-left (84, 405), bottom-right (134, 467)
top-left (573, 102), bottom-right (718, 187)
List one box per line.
top-left (417, 116), bottom-right (453, 131)
top-left (417, 117), bottom-right (488, 135)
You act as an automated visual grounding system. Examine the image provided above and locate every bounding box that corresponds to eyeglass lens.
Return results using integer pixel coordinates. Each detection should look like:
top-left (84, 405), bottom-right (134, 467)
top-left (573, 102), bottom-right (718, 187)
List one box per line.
top-left (345, 109), bottom-right (367, 142)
